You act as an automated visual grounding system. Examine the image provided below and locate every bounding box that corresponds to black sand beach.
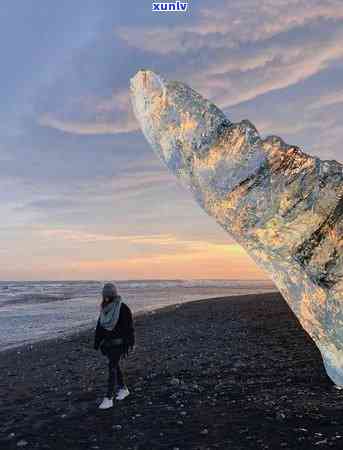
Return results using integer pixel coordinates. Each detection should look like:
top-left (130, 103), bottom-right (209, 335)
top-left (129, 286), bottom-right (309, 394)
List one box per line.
top-left (1, 292), bottom-right (342, 450)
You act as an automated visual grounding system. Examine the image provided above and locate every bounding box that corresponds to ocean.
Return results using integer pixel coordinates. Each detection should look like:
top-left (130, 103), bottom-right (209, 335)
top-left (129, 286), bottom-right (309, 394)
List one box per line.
top-left (0, 279), bottom-right (277, 351)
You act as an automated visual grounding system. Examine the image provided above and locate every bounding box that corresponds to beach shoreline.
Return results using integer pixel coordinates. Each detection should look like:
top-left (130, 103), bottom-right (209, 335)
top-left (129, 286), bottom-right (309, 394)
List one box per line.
top-left (0, 280), bottom-right (277, 353)
top-left (1, 292), bottom-right (342, 450)
top-left (0, 290), bottom-right (278, 354)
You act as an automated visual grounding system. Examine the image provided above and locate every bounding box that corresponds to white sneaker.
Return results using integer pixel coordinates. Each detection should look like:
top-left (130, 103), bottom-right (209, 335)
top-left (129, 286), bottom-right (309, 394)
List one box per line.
top-left (98, 397), bottom-right (114, 409)
top-left (334, 385), bottom-right (343, 390)
top-left (115, 386), bottom-right (130, 401)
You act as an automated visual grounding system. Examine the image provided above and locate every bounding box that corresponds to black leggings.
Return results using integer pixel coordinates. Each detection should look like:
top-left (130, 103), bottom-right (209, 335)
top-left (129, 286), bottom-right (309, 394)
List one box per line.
top-left (105, 346), bottom-right (125, 398)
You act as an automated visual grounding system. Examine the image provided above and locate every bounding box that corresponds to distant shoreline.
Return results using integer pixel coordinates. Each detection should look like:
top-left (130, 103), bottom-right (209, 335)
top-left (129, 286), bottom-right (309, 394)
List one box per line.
top-left (0, 278), bottom-right (273, 283)
top-left (0, 289), bottom-right (277, 354)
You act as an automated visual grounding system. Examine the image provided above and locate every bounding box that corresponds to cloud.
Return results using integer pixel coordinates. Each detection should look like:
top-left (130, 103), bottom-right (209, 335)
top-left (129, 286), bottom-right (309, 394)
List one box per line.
top-left (38, 89), bottom-right (139, 135)
top-left (190, 27), bottom-right (343, 108)
top-left (13, 168), bottom-right (175, 216)
top-left (38, 115), bottom-right (137, 135)
top-left (115, 1), bottom-right (343, 111)
top-left (70, 243), bottom-right (266, 280)
top-left (40, 25), bottom-right (343, 138)
top-left (117, 0), bottom-right (343, 54)
top-left (35, 1), bottom-right (343, 141)
top-left (308, 89), bottom-right (343, 110)
top-left (38, 228), bottom-right (237, 251)
top-left (39, 226), bottom-right (258, 279)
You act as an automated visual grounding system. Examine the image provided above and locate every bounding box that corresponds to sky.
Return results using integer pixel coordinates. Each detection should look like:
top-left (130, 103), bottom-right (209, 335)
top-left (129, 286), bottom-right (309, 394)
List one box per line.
top-left (1, 0), bottom-right (343, 281)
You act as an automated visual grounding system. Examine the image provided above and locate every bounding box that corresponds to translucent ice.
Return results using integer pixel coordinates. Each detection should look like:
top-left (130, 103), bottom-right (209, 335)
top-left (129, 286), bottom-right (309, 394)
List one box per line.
top-left (130, 69), bottom-right (343, 387)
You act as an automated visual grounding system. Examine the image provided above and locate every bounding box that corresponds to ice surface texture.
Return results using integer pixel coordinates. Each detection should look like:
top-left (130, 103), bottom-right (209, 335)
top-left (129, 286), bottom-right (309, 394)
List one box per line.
top-left (130, 70), bottom-right (343, 387)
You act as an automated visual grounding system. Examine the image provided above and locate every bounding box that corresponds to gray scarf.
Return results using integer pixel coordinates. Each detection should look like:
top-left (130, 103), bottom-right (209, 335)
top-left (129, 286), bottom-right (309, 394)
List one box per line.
top-left (99, 295), bottom-right (122, 331)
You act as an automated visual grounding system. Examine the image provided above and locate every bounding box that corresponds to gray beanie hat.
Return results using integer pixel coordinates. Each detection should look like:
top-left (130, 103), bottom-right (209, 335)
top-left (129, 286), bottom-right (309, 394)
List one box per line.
top-left (102, 282), bottom-right (118, 299)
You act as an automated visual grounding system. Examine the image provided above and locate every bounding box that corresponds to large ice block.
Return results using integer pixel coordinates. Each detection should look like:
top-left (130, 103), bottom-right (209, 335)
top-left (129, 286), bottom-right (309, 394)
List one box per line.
top-left (130, 69), bottom-right (343, 387)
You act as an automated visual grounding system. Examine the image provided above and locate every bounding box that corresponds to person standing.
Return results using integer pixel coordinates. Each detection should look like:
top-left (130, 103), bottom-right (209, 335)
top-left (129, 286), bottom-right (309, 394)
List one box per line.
top-left (94, 282), bottom-right (135, 409)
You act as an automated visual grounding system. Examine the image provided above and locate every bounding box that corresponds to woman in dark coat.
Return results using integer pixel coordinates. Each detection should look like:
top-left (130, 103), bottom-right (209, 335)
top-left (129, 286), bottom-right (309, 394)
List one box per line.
top-left (94, 282), bottom-right (135, 409)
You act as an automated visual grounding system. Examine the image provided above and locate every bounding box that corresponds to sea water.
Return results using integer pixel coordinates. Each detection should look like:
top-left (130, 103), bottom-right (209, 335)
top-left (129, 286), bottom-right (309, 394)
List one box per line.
top-left (0, 279), bottom-right (276, 351)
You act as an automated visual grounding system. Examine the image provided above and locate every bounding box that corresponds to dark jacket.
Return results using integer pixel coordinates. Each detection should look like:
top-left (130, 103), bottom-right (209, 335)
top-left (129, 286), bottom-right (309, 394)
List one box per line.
top-left (94, 302), bottom-right (135, 352)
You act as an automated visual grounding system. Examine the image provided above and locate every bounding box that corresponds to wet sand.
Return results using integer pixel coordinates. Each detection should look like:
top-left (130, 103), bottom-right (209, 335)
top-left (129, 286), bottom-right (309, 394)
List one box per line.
top-left (1, 292), bottom-right (342, 450)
